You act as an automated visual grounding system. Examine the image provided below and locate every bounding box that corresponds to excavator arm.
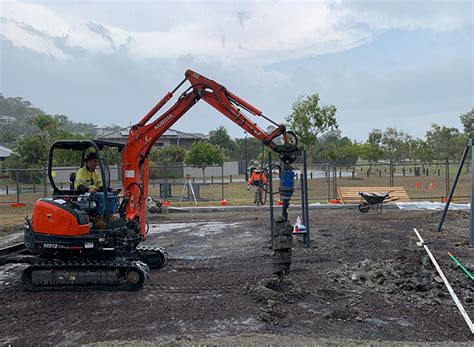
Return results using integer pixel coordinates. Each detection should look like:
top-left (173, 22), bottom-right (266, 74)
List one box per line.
top-left (122, 70), bottom-right (301, 237)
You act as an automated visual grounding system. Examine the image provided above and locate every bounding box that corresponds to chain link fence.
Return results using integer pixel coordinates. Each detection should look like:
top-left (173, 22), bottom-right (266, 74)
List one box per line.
top-left (0, 160), bottom-right (470, 206)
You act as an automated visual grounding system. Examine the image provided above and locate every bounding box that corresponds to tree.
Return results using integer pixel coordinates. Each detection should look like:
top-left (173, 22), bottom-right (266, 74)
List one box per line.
top-left (0, 95), bottom-right (97, 145)
top-left (381, 127), bottom-right (411, 162)
top-left (209, 126), bottom-right (236, 158)
top-left (33, 114), bottom-right (59, 133)
top-left (408, 138), bottom-right (434, 165)
top-left (231, 137), bottom-right (263, 163)
top-left (460, 108), bottom-right (474, 134)
top-left (150, 145), bottom-right (186, 164)
top-left (368, 129), bottom-right (383, 147)
top-left (425, 124), bottom-right (465, 161)
top-left (358, 143), bottom-right (384, 168)
top-left (286, 93), bottom-right (338, 162)
top-left (184, 142), bottom-right (225, 181)
top-left (314, 131), bottom-right (359, 165)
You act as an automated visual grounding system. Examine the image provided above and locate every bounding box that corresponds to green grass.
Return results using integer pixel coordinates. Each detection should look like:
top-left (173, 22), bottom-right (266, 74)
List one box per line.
top-left (0, 169), bottom-right (470, 227)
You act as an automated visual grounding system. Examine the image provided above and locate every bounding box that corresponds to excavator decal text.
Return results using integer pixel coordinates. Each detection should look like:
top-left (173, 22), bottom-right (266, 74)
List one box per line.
top-left (154, 114), bottom-right (174, 130)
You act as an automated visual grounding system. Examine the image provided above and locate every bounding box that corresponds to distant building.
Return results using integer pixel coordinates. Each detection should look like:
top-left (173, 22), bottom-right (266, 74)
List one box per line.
top-left (97, 128), bottom-right (207, 150)
top-left (0, 115), bottom-right (15, 125)
top-left (0, 145), bottom-right (12, 170)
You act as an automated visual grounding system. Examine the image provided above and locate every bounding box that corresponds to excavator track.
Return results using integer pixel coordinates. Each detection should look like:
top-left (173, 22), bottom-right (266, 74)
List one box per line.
top-left (135, 246), bottom-right (169, 269)
top-left (21, 259), bottom-right (149, 291)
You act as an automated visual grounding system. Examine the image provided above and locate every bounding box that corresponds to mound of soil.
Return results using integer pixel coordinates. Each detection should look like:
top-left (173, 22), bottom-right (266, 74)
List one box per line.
top-left (328, 249), bottom-right (473, 306)
top-left (244, 277), bottom-right (307, 325)
top-left (244, 277), bottom-right (307, 304)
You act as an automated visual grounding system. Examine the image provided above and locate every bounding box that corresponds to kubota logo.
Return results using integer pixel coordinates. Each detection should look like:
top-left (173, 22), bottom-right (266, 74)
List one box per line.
top-left (154, 114), bottom-right (173, 129)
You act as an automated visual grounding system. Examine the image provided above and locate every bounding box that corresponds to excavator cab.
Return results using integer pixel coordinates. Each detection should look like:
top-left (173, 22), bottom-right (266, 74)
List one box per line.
top-left (24, 140), bottom-right (132, 254)
top-left (21, 140), bottom-right (168, 291)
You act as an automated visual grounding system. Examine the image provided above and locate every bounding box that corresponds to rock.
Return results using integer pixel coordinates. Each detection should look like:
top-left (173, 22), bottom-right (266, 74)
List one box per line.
top-left (366, 280), bottom-right (376, 288)
top-left (433, 276), bottom-right (443, 284)
top-left (415, 283), bottom-right (428, 292)
top-left (369, 269), bottom-right (384, 280)
top-left (351, 271), bottom-right (368, 282)
top-left (258, 311), bottom-right (273, 322)
top-left (273, 308), bottom-right (288, 319)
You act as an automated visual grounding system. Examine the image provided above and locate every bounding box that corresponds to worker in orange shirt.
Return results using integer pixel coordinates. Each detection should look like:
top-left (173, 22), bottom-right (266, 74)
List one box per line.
top-left (247, 165), bottom-right (268, 205)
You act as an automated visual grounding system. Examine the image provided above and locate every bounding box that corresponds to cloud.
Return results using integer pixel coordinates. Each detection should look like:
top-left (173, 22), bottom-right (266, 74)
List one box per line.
top-left (0, 1), bottom-right (382, 64)
top-left (0, 1), bottom-right (471, 140)
top-left (1, 1), bottom-right (471, 65)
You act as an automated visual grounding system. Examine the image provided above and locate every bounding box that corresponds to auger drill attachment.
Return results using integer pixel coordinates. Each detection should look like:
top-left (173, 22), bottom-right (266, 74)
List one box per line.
top-left (271, 141), bottom-right (302, 276)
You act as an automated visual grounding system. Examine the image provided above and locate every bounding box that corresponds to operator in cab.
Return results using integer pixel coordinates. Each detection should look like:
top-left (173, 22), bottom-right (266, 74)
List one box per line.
top-left (74, 152), bottom-right (117, 229)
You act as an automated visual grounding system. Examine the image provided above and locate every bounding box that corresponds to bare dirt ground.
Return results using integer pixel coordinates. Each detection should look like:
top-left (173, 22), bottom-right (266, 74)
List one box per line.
top-left (0, 207), bottom-right (473, 346)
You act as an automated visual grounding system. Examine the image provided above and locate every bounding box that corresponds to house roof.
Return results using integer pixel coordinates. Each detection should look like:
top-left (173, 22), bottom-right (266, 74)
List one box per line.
top-left (0, 145), bottom-right (13, 158)
top-left (0, 115), bottom-right (15, 121)
top-left (99, 128), bottom-right (207, 140)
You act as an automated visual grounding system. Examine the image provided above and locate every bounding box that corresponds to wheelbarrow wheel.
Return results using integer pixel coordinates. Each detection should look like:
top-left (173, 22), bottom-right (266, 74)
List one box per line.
top-left (358, 202), bottom-right (370, 213)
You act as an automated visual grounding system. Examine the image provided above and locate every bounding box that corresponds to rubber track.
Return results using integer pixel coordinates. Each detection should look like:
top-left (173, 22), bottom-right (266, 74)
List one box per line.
top-left (22, 259), bottom-right (149, 291)
top-left (135, 245), bottom-right (169, 269)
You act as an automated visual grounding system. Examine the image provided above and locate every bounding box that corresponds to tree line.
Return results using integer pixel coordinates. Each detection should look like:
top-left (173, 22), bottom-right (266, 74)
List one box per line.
top-left (1, 93), bottom-right (472, 175)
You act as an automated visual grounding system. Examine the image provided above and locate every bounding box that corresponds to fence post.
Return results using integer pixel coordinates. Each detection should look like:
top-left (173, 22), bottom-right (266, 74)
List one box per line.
top-left (303, 149), bottom-right (310, 247)
top-left (221, 164), bottom-right (224, 202)
top-left (327, 165), bottom-right (331, 202)
top-left (164, 162), bottom-right (168, 199)
top-left (6, 185), bottom-right (8, 195)
top-left (15, 169), bottom-right (20, 203)
top-left (445, 158), bottom-right (449, 198)
top-left (43, 166), bottom-right (47, 197)
top-left (268, 152), bottom-right (274, 237)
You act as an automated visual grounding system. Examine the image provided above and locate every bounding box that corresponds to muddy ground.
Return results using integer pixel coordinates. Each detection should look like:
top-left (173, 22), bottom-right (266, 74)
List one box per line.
top-left (0, 207), bottom-right (473, 345)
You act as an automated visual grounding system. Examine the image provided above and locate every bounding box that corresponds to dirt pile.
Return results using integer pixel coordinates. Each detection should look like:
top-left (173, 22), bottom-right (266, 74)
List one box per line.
top-left (328, 250), bottom-right (473, 306)
top-left (244, 277), bottom-right (307, 325)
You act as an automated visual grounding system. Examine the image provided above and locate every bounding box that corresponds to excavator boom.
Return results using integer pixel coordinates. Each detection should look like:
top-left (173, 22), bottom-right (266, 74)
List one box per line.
top-left (122, 70), bottom-right (301, 236)
top-left (20, 69), bottom-right (300, 291)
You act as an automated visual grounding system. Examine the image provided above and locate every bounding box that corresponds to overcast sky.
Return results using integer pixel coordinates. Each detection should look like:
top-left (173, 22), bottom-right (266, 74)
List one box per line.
top-left (0, 0), bottom-right (472, 140)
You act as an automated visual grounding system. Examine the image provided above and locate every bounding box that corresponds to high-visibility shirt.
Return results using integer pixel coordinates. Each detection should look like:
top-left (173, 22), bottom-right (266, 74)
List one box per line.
top-left (248, 171), bottom-right (268, 185)
top-left (74, 167), bottom-right (102, 190)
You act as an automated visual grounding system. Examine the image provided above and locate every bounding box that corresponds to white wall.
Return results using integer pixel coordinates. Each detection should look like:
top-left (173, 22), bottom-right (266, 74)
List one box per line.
top-left (183, 161), bottom-right (239, 177)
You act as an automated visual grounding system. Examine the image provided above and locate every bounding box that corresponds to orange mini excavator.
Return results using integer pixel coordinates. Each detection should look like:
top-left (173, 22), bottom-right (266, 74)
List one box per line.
top-left (19, 70), bottom-right (301, 290)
